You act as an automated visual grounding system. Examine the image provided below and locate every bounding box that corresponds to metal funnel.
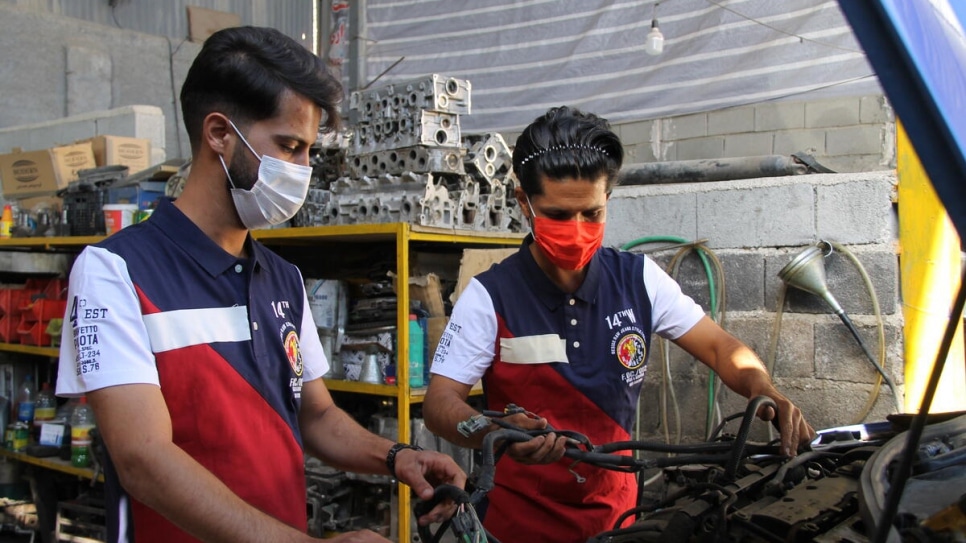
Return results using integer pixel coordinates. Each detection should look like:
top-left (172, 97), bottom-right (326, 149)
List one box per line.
top-left (778, 244), bottom-right (845, 315)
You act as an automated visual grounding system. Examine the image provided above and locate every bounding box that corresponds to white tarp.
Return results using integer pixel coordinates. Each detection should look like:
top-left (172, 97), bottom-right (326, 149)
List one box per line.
top-left (361, 0), bottom-right (882, 132)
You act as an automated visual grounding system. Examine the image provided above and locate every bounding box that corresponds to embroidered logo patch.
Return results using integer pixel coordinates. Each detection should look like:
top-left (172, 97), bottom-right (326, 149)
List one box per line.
top-left (616, 332), bottom-right (647, 370)
top-left (284, 329), bottom-right (303, 377)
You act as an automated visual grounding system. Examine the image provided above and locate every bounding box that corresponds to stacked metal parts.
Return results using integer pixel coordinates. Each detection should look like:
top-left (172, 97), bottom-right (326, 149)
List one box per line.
top-left (294, 74), bottom-right (524, 232)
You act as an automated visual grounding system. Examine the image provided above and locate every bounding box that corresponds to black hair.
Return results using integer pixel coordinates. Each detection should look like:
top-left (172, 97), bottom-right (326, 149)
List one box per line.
top-left (512, 106), bottom-right (624, 196)
top-left (180, 26), bottom-right (343, 152)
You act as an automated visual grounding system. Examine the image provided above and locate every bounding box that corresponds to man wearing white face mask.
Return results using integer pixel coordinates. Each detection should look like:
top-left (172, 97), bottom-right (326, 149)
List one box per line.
top-left (56, 26), bottom-right (464, 543)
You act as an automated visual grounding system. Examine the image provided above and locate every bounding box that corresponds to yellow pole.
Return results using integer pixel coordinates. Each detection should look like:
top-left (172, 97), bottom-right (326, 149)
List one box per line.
top-left (897, 121), bottom-right (966, 413)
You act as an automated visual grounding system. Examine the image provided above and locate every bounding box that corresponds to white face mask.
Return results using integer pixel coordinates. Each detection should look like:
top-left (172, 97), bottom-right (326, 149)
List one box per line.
top-left (220, 119), bottom-right (313, 230)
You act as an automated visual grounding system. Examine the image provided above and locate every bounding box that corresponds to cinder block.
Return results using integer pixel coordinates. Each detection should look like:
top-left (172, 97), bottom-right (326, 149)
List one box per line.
top-left (669, 252), bottom-right (764, 312)
top-left (805, 97), bottom-right (861, 128)
top-left (820, 154), bottom-right (894, 173)
top-left (708, 106), bottom-right (755, 136)
top-left (756, 102), bottom-right (805, 132)
top-left (773, 129), bottom-right (826, 156)
top-left (817, 178), bottom-right (897, 244)
top-left (95, 105), bottom-right (166, 154)
top-left (623, 142), bottom-right (658, 164)
top-left (723, 132), bottom-right (774, 158)
top-left (24, 119), bottom-right (98, 150)
top-left (725, 317), bottom-right (815, 379)
top-left (696, 183), bottom-right (814, 248)
top-left (66, 45), bottom-right (112, 116)
top-left (604, 190), bottom-right (698, 247)
top-left (675, 136), bottom-right (725, 160)
top-left (668, 113), bottom-right (708, 140)
top-left (638, 373), bottom-right (718, 441)
top-left (764, 248), bottom-right (899, 315)
top-left (826, 125), bottom-right (885, 156)
top-left (777, 379), bottom-right (900, 431)
top-left (814, 322), bottom-right (903, 385)
top-left (618, 119), bottom-right (654, 147)
top-left (859, 95), bottom-right (893, 124)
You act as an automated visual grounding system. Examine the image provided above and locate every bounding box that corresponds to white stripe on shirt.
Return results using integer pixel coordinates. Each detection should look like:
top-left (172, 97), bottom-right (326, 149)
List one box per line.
top-left (143, 306), bottom-right (252, 353)
top-left (500, 334), bottom-right (568, 364)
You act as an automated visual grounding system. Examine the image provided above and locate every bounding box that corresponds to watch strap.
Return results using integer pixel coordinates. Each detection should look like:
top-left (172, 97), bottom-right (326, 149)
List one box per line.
top-left (386, 442), bottom-right (423, 478)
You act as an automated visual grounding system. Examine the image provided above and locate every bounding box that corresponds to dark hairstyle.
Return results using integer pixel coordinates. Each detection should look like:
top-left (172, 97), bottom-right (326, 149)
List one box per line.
top-left (512, 106), bottom-right (624, 196)
top-left (180, 26), bottom-right (343, 152)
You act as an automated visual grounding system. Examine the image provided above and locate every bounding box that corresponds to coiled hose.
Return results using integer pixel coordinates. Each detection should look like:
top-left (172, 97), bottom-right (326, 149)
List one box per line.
top-left (620, 236), bottom-right (727, 444)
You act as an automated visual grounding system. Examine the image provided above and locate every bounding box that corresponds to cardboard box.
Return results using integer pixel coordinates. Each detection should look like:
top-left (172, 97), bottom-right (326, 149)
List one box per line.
top-left (0, 143), bottom-right (97, 199)
top-left (409, 273), bottom-right (445, 318)
top-left (452, 248), bottom-right (517, 303)
top-left (426, 316), bottom-right (448, 365)
top-left (84, 136), bottom-right (152, 174)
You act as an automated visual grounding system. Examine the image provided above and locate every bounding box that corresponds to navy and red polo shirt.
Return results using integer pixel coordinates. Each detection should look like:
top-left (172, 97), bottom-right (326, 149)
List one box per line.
top-left (56, 198), bottom-right (327, 543)
top-left (431, 237), bottom-right (704, 543)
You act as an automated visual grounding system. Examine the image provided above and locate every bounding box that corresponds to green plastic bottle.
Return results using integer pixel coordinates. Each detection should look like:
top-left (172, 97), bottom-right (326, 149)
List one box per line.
top-left (70, 396), bottom-right (95, 468)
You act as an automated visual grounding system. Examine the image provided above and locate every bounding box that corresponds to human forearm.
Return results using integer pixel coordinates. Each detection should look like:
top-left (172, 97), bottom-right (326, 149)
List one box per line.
top-left (118, 442), bottom-right (315, 543)
top-left (423, 378), bottom-right (488, 448)
top-left (301, 403), bottom-right (396, 473)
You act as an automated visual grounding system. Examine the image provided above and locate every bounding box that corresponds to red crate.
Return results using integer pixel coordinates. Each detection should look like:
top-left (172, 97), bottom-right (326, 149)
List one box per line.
top-left (0, 314), bottom-right (20, 343)
top-left (0, 289), bottom-right (37, 319)
top-left (17, 319), bottom-right (54, 346)
top-left (20, 298), bottom-right (68, 323)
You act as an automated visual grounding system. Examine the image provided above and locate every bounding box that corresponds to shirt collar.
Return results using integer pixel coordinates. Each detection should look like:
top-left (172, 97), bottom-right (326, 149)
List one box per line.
top-left (519, 234), bottom-right (601, 310)
top-left (149, 198), bottom-right (264, 277)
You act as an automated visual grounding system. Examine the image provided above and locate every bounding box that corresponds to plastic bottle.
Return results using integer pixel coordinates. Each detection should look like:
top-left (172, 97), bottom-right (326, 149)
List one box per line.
top-left (0, 204), bottom-right (13, 239)
top-left (16, 374), bottom-right (35, 426)
top-left (33, 382), bottom-right (57, 436)
top-left (408, 314), bottom-right (425, 388)
top-left (70, 396), bottom-right (95, 468)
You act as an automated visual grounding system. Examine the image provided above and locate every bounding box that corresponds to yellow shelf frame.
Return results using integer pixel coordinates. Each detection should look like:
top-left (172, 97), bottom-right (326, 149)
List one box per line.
top-left (263, 222), bottom-right (521, 540)
top-left (0, 448), bottom-right (103, 481)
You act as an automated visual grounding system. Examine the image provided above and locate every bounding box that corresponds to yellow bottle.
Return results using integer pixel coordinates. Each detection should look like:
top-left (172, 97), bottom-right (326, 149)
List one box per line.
top-left (0, 205), bottom-right (13, 239)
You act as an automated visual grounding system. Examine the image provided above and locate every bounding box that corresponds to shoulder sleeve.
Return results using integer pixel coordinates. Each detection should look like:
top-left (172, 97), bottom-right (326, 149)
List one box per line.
top-left (296, 272), bottom-right (329, 382)
top-left (429, 278), bottom-right (497, 386)
top-left (643, 256), bottom-right (706, 340)
top-left (55, 246), bottom-right (160, 397)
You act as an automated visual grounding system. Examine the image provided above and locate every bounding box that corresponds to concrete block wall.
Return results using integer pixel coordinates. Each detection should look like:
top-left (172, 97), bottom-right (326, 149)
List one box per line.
top-left (0, 3), bottom-right (196, 161)
top-left (614, 94), bottom-right (896, 174)
top-left (603, 171), bottom-right (902, 441)
top-left (0, 105), bottom-right (167, 164)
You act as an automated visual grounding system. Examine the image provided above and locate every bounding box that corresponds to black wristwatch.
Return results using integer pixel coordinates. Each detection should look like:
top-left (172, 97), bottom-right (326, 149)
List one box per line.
top-left (386, 442), bottom-right (423, 478)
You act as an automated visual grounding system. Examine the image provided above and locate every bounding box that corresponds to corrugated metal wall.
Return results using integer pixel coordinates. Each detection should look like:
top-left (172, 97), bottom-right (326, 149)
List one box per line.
top-left (3, 0), bottom-right (318, 51)
top-left (362, 0), bottom-right (882, 133)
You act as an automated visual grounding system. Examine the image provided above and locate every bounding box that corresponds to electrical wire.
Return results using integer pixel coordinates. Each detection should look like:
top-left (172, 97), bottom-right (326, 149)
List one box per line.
top-left (704, 0), bottom-right (865, 54)
top-left (421, 399), bottom-right (785, 542)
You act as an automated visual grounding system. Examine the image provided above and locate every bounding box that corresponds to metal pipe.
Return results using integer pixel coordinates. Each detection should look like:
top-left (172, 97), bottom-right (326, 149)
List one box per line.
top-left (618, 155), bottom-right (809, 186)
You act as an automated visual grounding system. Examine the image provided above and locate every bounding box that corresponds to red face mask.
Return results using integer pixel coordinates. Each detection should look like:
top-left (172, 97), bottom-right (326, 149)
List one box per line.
top-left (532, 215), bottom-right (605, 270)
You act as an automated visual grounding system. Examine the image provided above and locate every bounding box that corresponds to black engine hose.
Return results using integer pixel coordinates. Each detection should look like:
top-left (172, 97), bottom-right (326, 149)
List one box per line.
top-left (475, 428), bottom-right (534, 496)
top-left (723, 395), bottom-right (777, 480)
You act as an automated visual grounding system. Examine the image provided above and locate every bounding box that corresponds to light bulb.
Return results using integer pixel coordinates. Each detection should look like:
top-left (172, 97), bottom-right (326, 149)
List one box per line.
top-left (645, 19), bottom-right (664, 56)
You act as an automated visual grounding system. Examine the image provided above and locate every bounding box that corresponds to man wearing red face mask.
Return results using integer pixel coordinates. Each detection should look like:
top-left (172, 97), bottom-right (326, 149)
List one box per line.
top-left (423, 106), bottom-right (815, 543)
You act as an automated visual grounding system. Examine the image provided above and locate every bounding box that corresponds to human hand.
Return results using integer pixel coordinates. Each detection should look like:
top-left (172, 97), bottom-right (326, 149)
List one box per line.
top-left (501, 412), bottom-right (568, 465)
top-left (755, 391), bottom-right (815, 457)
top-left (393, 448), bottom-right (467, 525)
